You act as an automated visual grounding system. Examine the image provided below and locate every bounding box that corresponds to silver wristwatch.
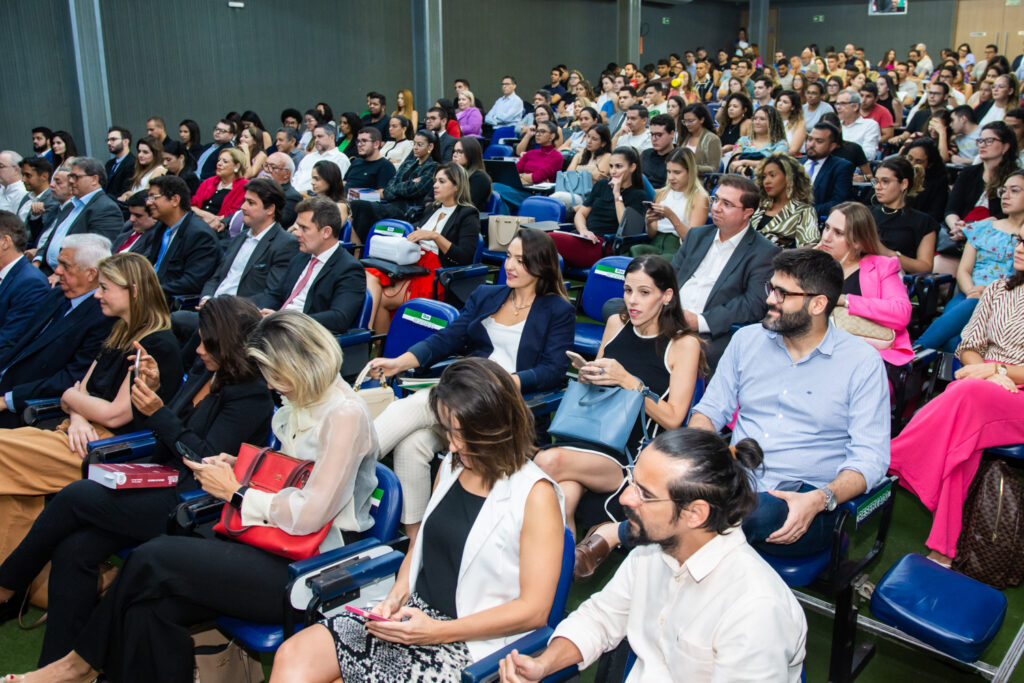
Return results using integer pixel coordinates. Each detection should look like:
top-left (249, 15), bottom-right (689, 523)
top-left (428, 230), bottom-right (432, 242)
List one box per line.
top-left (820, 487), bottom-right (837, 512)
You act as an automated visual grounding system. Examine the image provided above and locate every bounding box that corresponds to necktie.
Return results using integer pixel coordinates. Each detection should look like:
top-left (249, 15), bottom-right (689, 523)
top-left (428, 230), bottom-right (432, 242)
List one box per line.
top-left (282, 256), bottom-right (319, 309)
top-left (118, 232), bottom-right (141, 253)
top-left (153, 228), bottom-right (175, 272)
top-left (808, 160), bottom-right (819, 182)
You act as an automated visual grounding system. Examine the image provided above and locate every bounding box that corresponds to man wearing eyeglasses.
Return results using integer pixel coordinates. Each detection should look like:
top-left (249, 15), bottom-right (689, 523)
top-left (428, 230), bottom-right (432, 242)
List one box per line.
top-left (343, 128), bottom-right (396, 192)
top-left (671, 175), bottom-right (779, 371)
top-left (834, 90), bottom-right (880, 161)
top-left (484, 75), bottom-right (524, 127)
top-left (263, 152), bottom-right (302, 228)
top-left (893, 82), bottom-right (950, 148)
top-left (195, 119), bottom-right (236, 181)
top-left (640, 115), bottom-right (675, 188)
top-left (691, 248), bottom-right (890, 557)
top-left (292, 123), bottom-right (350, 195)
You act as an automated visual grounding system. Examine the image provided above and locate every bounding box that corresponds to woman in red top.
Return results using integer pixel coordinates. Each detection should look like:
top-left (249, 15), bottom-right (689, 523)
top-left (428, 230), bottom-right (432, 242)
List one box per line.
top-left (191, 148), bottom-right (249, 232)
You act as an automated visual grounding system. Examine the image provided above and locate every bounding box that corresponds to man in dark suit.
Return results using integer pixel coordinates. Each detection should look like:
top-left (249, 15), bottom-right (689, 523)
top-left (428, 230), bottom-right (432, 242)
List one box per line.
top-left (426, 106), bottom-right (457, 162)
top-left (103, 126), bottom-right (135, 200)
top-left (171, 178), bottom-right (299, 342)
top-left (0, 212), bottom-right (51, 360)
top-left (112, 190), bottom-right (160, 254)
top-left (264, 152), bottom-right (302, 228)
top-left (195, 119), bottom-right (236, 180)
top-left (33, 157), bottom-right (124, 277)
top-left (145, 175), bottom-right (220, 299)
top-left (671, 174), bottom-right (779, 371)
top-left (805, 122), bottom-right (855, 216)
top-left (0, 233), bottom-right (114, 428)
top-left (252, 196), bottom-right (365, 334)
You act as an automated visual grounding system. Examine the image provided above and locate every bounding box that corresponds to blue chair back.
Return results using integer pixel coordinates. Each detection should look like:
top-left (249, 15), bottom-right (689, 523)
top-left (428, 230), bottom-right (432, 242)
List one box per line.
top-left (364, 219), bottom-right (414, 255)
top-left (548, 527), bottom-right (576, 629)
top-left (382, 298), bottom-right (461, 358)
top-left (341, 220), bottom-right (352, 242)
top-left (357, 290), bottom-right (373, 328)
top-left (581, 256), bottom-right (632, 322)
top-left (483, 144), bottom-right (514, 159)
top-left (368, 463), bottom-right (402, 543)
top-left (485, 192), bottom-right (502, 214)
top-left (490, 125), bottom-right (516, 143)
top-left (519, 195), bottom-right (566, 222)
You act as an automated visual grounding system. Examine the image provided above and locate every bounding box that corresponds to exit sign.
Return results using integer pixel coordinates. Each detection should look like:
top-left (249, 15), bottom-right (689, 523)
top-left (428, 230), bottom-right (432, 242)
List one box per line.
top-left (662, 16), bottom-right (670, 24)
top-left (812, 14), bottom-right (825, 22)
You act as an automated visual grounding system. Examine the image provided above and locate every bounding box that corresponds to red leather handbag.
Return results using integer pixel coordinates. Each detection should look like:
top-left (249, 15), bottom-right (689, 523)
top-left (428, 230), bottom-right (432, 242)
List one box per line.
top-left (213, 443), bottom-right (331, 561)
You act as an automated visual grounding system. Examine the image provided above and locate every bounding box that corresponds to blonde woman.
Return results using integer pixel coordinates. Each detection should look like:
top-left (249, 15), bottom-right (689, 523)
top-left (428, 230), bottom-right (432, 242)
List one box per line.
top-left (393, 88), bottom-right (419, 132)
top-left (0, 252), bottom-right (183, 573)
top-left (634, 148), bottom-right (709, 256)
top-left (750, 153), bottom-right (820, 247)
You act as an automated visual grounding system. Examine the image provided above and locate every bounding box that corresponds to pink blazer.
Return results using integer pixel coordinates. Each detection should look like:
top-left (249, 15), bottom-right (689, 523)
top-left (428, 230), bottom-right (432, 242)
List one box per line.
top-left (847, 254), bottom-right (913, 366)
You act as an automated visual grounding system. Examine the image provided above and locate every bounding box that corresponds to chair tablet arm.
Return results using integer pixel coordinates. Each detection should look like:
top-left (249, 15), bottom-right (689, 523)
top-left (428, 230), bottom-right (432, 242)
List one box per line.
top-left (288, 537), bottom-right (389, 579)
top-left (838, 475), bottom-right (897, 529)
top-left (21, 398), bottom-right (65, 425)
top-left (81, 430), bottom-right (157, 477)
top-left (461, 627), bottom-right (577, 683)
top-left (304, 550), bottom-right (404, 606)
top-left (167, 492), bottom-right (224, 535)
top-left (171, 294), bottom-right (202, 311)
top-left (524, 390), bottom-right (565, 417)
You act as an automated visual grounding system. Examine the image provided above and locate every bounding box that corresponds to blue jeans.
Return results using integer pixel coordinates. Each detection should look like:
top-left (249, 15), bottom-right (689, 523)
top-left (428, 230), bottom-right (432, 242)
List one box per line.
top-left (492, 183), bottom-right (529, 213)
top-left (616, 484), bottom-right (837, 557)
top-left (915, 293), bottom-right (978, 352)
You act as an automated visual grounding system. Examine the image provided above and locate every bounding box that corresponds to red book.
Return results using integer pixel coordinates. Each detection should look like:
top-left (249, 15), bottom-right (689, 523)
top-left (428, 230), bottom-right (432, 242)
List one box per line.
top-left (88, 463), bottom-right (179, 489)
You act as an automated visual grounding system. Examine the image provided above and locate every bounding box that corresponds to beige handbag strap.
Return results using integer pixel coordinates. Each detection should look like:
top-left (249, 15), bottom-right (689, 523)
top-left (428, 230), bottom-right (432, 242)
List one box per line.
top-left (354, 363), bottom-right (390, 391)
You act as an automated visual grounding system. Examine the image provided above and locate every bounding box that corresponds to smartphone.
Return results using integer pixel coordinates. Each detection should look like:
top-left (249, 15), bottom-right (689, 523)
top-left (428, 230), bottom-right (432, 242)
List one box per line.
top-left (642, 201), bottom-right (655, 210)
top-left (565, 350), bottom-right (588, 370)
top-left (344, 605), bottom-right (392, 622)
top-left (176, 441), bottom-right (205, 463)
top-left (132, 351), bottom-right (142, 383)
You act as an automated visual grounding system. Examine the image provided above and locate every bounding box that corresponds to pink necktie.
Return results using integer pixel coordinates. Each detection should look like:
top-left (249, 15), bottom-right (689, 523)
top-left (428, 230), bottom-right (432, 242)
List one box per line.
top-left (282, 256), bottom-right (318, 309)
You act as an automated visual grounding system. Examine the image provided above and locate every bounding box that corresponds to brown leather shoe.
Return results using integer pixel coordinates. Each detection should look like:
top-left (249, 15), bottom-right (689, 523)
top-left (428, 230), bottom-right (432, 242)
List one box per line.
top-left (574, 526), bottom-right (613, 582)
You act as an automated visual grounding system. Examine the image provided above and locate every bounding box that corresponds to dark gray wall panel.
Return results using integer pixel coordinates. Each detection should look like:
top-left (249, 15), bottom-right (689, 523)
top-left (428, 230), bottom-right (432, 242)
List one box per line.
top-left (774, 0), bottom-right (955, 64)
top-left (641, 1), bottom-right (743, 66)
top-left (100, 0), bottom-right (413, 145)
top-left (0, 1), bottom-right (79, 155)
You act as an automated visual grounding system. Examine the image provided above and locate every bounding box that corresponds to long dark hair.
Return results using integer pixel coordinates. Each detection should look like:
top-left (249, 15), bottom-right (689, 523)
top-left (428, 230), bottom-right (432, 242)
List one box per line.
top-left (390, 115), bottom-right (414, 141)
top-left (51, 130), bottom-right (78, 167)
top-left (620, 255), bottom-right (705, 370)
top-left (312, 160), bottom-right (345, 201)
top-left (197, 296), bottom-right (262, 392)
top-left (981, 121), bottom-right (1020, 198)
top-left (682, 103), bottom-right (716, 133)
top-left (415, 130), bottom-right (442, 163)
top-left (611, 146), bottom-right (644, 189)
top-left (903, 138), bottom-right (944, 181)
top-left (580, 124), bottom-right (612, 166)
top-left (339, 112), bottom-right (363, 140)
top-left (456, 136), bottom-right (485, 175)
top-left (513, 228), bottom-right (569, 301)
top-left (179, 119), bottom-right (201, 149)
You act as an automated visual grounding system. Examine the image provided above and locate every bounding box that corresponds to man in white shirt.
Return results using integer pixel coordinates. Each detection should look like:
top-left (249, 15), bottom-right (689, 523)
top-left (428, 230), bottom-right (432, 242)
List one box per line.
top-left (835, 90), bottom-right (880, 161)
top-left (914, 44), bottom-right (934, 77)
top-left (292, 123), bottom-right (350, 195)
top-left (498, 428), bottom-right (807, 683)
top-left (0, 152), bottom-right (28, 216)
top-left (611, 105), bottom-right (652, 153)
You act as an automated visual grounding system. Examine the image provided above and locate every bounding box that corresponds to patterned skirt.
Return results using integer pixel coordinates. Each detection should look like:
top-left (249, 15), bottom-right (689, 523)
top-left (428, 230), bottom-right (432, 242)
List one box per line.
top-left (325, 593), bottom-right (473, 682)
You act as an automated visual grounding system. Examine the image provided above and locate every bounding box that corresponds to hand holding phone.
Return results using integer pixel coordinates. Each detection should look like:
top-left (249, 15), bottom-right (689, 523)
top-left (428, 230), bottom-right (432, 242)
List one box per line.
top-left (345, 605), bottom-right (393, 622)
top-left (565, 351), bottom-right (587, 370)
top-left (133, 351), bottom-right (142, 383)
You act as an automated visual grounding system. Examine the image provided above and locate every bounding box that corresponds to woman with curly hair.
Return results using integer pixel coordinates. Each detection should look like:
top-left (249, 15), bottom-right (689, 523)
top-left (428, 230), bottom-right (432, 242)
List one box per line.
top-left (716, 92), bottom-right (753, 149)
top-left (749, 153), bottom-right (819, 247)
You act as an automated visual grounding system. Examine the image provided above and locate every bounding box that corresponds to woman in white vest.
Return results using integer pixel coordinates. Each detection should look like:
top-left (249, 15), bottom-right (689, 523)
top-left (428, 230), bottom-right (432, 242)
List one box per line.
top-left (269, 357), bottom-right (566, 683)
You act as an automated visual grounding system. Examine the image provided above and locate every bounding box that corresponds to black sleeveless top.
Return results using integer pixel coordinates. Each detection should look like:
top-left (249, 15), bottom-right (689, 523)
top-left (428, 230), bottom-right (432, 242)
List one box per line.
top-left (415, 478), bottom-right (486, 618)
top-left (603, 323), bottom-right (673, 461)
top-left (720, 122), bottom-right (743, 146)
top-left (842, 270), bottom-right (862, 296)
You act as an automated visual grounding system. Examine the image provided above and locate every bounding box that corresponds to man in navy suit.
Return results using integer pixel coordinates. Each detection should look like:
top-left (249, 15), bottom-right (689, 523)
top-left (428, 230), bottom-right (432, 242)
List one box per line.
top-left (33, 157), bottom-right (124, 278)
top-left (0, 233), bottom-right (113, 428)
top-left (145, 175), bottom-right (221, 299)
top-left (103, 126), bottom-right (135, 200)
top-left (0, 211), bottom-right (50, 361)
top-left (671, 175), bottom-right (780, 372)
top-left (804, 122), bottom-right (854, 216)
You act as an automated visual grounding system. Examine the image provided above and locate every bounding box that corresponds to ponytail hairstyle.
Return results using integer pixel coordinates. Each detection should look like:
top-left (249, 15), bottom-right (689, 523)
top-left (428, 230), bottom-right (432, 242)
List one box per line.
top-left (650, 428), bottom-right (764, 532)
top-left (877, 156), bottom-right (923, 198)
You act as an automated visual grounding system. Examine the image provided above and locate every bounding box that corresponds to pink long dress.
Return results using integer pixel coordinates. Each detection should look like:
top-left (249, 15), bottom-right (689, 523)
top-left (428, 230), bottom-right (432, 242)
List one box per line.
top-left (888, 278), bottom-right (1024, 558)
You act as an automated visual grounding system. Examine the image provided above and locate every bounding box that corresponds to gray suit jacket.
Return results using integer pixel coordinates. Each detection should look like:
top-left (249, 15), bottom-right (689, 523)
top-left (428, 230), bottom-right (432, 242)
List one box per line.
top-left (200, 222), bottom-right (299, 300)
top-left (671, 223), bottom-right (780, 369)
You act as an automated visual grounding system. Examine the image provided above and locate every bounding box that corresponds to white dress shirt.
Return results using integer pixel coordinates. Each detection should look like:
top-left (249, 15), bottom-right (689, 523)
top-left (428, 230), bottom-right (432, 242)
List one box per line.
top-left (551, 529), bottom-right (806, 682)
top-left (840, 117), bottom-right (881, 161)
top-left (0, 181), bottom-right (28, 215)
top-left (679, 226), bottom-right (748, 334)
top-left (284, 241), bottom-right (339, 312)
top-left (212, 223), bottom-right (274, 297)
top-left (292, 148), bottom-right (351, 194)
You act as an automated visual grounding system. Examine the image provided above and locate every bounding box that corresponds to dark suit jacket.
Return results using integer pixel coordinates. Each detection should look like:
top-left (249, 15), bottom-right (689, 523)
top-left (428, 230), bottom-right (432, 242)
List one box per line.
top-left (671, 224), bottom-right (780, 370)
top-left (437, 132), bottom-right (457, 162)
top-left (408, 285), bottom-right (575, 393)
top-left (945, 163), bottom-right (1006, 221)
top-left (252, 244), bottom-right (366, 334)
top-left (153, 212), bottom-right (222, 297)
top-left (25, 188), bottom-right (60, 246)
top-left (200, 223), bottom-right (299, 299)
top-left (105, 153), bottom-right (136, 199)
top-left (419, 203), bottom-right (480, 267)
top-left (0, 290), bottom-right (114, 425)
top-left (811, 155), bottom-right (855, 216)
top-left (36, 190), bottom-right (125, 267)
top-left (199, 144), bottom-right (231, 180)
top-left (281, 182), bottom-right (302, 228)
top-left (0, 256), bottom-right (51, 361)
top-left (112, 226), bottom-right (156, 254)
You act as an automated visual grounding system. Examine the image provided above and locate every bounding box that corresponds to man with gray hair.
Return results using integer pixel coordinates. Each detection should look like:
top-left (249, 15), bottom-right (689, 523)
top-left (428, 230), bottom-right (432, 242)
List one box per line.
top-left (834, 90), bottom-right (880, 161)
top-left (0, 151), bottom-right (28, 215)
top-left (0, 211), bottom-right (50, 359)
top-left (0, 232), bottom-right (113, 427)
top-left (264, 152), bottom-right (301, 227)
top-left (291, 123), bottom-right (350, 194)
top-left (33, 157), bottom-right (122, 276)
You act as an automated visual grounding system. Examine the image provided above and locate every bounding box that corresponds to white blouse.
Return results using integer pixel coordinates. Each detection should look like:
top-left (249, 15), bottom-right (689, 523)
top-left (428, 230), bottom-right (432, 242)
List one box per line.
top-left (416, 206), bottom-right (455, 254)
top-left (656, 190), bottom-right (694, 234)
top-left (382, 139), bottom-right (414, 169)
top-left (481, 316), bottom-right (526, 374)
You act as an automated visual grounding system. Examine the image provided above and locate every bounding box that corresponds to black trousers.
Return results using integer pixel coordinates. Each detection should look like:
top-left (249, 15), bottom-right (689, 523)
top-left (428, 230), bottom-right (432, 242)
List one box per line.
top-left (75, 534), bottom-right (290, 683)
top-left (350, 199), bottom-right (411, 242)
top-left (0, 479), bottom-right (180, 665)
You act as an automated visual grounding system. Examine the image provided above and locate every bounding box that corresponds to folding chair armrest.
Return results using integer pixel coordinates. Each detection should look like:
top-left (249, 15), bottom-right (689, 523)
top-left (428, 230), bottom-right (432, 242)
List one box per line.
top-left (288, 537), bottom-right (387, 579)
top-left (829, 475), bottom-right (898, 584)
top-left (81, 430), bottom-right (157, 477)
top-left (524, 390), bottom-right (565, 417)
top-left (167, 492), bottom-right (225, 535)
top-left (609, 233), bottom-right (650, 254)
top-left (461, 628), bottom-right (570, 683)
top-left (304, 550), bottom-right (405, 607)
top-left (433, 264), bottom-right (491, 300)
top-left (21, 398), bottom-right (65, 425)
top-left (171, 294), bottom-right (202, 312)
top-left (336, 329), bottom-right (373, 349)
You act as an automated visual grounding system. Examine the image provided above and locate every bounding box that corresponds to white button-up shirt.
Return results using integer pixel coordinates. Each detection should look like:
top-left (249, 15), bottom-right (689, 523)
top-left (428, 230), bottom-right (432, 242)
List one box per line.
top-left (679, 226), bottom-right (748, 334)
top-left (841, 117), bottom-right (880, 161)
top-left (284, 241), bottom-right (339, 312)
top-left (213, 223), bottom-right (274, 297)
top-left (552, 529), bottom-right (806, 682)
top-left (292, 148), bottom-right (351, 194)
top-left (0, 181), bottom-right (28, 215)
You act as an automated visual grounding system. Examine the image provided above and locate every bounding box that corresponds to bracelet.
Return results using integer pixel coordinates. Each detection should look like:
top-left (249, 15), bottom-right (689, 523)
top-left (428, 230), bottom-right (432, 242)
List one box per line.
top-left (230, 485), bottom-right (249, 510)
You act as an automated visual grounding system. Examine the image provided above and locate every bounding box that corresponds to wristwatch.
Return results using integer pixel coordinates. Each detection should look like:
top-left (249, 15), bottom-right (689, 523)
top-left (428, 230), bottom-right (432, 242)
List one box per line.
top-left (615, 196), bottom-right (623, 202)
top-left (820, 487), bottom-right (837, 512)
top-left (230, 485), bottom-right (249, 510)
top-left (996, 364), bottom-right (1008, 376)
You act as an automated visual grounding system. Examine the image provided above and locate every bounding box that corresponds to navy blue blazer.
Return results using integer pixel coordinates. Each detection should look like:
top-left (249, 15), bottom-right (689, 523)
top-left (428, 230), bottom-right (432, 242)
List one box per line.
top-left (0, 256), bottom-right (51, 360)
top-left (408, 284), bottom-right (575, 394)
top-left (811, 155), bottom-right (855, 216)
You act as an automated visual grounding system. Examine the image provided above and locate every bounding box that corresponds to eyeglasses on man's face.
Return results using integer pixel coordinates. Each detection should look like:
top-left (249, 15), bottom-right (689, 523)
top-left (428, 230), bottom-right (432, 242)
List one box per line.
top-left (764, 281), bottom-right (821, 303)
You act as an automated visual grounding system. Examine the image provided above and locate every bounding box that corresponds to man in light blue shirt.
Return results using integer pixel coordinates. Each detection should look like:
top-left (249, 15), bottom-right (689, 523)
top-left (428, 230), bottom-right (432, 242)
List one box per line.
top-left (484, 75), bottom-right (525, 127)
top-left (691, 248), bottom-right (890, 557)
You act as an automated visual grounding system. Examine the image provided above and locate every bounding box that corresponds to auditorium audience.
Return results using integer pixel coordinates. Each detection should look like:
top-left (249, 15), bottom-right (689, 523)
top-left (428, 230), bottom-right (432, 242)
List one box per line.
top-left (776, 90), bottom-right (807, 155)
top-left (802, 82), bottom-right (834, 132)
top-left (424, 107), bottom-right (457, 162)
top-left (903, 139), bottom-right (950, 224)
top-left (869, 156), bottom-right (938, 274)
top-left (366, 229), bottom-right (572, 540)
top-left (274, 126), bottom-right (305, 169)
top-left (344, 128), bottom-right (397, 192)
top-left (190, 147), bottom-right (249, 232)
top-left (551, 124), bottom-right (612, 209)
top-left (571, 146), bottom-right (647, 255)
top-left (611, 104), bottom-right (652, 153)
top-left (636, 148), bottom-right (708, 256)
top-left (750, 153), bottom-right (819, 248)
top-left (252, 196), bottom-right (366, 334)
top-left (194, 119), bottom-right (236, 181)
top-left (336, 112), bottom-right (363, 159)
top-left (560, 107), bottom-right (599, 153)
top-left (455, 90), bottom-right (483, 138)
top-left (502, 429), bottom-right (806, 681)
top-left (678, 103), bottom-right (722, 175)
top-left (0, 296), bottom-right (272, 662)
top-left (310, 160), bottom-right (349, 224)
top-left (238, 124), bottom-right (268, 179)
top-left (978, 73), bottom-right (1018, 127)
top-left (451, 137), bottom-right (493, 212)
top-left (717, 92), bottom-right (753, 149)
top-left (890, 232), bottom-right (1024, 567)
top-left (516, 103), bottom-right (559, 156)
top-left (293, 124), bottom-right (351, 195)
top-left (0, 234), bottom-right (113, 429)
top-left (835, 90), bottom-right (880, 161)
top-left (536, 255), bottom-right (703, 535)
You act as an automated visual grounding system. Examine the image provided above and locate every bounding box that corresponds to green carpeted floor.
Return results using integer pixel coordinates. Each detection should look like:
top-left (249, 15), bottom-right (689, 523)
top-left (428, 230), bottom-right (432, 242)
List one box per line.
top-left (3, 487), bottom-right (1024, 681)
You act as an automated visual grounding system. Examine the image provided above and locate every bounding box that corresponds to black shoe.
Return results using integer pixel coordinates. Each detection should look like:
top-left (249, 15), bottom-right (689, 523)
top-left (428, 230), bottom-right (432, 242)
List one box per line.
top-left (0, 591), bottom-right (26, 626)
